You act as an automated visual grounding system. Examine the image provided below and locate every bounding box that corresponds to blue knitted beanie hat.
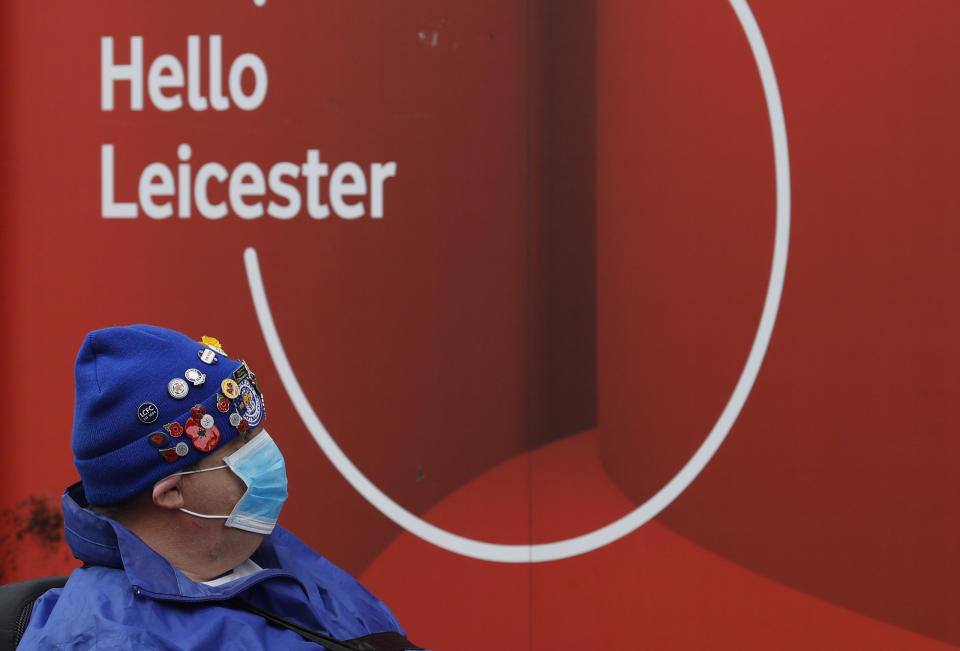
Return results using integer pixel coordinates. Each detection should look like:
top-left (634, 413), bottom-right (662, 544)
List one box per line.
top-left (72, 325), bottom-right (266, 505)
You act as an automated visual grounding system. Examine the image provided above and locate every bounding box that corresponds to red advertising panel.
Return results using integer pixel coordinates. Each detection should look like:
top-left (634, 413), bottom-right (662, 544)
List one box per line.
top-left (2, 1), bottom-right (959, 648)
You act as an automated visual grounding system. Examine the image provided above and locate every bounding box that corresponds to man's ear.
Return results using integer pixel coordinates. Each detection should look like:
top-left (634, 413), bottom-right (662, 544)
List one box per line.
top-left (152, 475), bottom-right (184, 510)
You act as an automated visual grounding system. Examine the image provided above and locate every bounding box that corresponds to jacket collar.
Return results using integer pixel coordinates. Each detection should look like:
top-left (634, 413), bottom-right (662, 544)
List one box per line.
top-left (62, 482), bottom-right (306, 602)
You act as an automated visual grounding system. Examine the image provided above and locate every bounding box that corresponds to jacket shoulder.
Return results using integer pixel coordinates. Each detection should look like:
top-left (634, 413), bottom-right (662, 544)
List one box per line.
top-left (16, 566), bottom-right (308, 650)
top-left (17, 567), bottom-right (158, 649)
top-left (258, 527), bottom-right (406, 637)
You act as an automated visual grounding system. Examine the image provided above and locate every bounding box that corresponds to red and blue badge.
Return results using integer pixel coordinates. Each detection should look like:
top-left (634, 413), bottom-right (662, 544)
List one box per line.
top-left (231, 361), bottom-right (265, 429)
top-left (234, 379), bottom-right (264, 429)
top-left (148, 431), bottom-right (170, 449)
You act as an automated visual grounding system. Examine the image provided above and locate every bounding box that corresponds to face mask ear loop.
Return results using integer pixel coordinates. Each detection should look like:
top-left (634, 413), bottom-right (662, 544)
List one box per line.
top-left (173, 465), bottom-right (232, 519)
top-left (170, 464), bottom-right (228, 478)
top-left (180, 508), bottom-right (229, 519)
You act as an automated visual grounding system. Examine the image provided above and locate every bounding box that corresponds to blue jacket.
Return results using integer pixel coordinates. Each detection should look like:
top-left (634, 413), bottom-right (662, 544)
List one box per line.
top-left (18, 483), bottom-right (408, 649)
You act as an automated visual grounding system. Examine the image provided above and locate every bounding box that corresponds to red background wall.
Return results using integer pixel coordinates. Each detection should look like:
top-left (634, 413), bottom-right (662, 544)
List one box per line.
top-left (2, 1), bottom-right (959, 648)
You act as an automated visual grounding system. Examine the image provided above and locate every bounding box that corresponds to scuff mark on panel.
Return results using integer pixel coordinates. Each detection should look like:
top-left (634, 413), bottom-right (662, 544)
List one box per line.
top-left (0, 495), bottom-right (69, 583)
top-left (417, 18), bottom-right (447, 48)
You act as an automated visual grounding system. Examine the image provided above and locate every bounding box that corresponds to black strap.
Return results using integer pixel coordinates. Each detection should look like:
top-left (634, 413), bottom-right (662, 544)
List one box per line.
top-left (227, 597), bottom-right (422, 650)
top-left (345, 633), bottom-right (424, 651)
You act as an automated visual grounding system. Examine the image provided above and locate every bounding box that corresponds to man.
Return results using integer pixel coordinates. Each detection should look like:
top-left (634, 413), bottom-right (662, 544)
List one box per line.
top-left (18, 325), bottom-right (422, 650)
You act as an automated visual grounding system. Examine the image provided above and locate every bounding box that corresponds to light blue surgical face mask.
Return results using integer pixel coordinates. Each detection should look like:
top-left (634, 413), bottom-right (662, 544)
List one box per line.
top-left (173, 429), bottom-right (288, 535)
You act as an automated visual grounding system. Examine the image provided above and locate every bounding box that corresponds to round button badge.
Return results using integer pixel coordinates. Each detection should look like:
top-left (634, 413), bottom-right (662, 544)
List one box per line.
top-left (137, 402), bottom-right (159, 424)
top-left (167, 378), bottom-right (189, 399)
top-left (175, 441), bottom-right (190, 457)
top-left (200, 414), bottom-right (215, 429)
top-left (221, 378), bottom-right (240, 400)
top-left (184, 368), bottom-right (206, 386)
top-left (148, 432), bottom-right (168, 449)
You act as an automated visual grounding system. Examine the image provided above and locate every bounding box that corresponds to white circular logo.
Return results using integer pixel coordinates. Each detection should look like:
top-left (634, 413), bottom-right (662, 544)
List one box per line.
top-left (242, 0), bottom-right (790, 563)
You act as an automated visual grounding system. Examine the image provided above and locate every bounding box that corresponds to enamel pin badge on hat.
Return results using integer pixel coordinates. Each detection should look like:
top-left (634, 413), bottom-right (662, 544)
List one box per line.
top-left (184, 368), bottom-right (206, 386)
top-left (137, 402), bottom-right (159, 424)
